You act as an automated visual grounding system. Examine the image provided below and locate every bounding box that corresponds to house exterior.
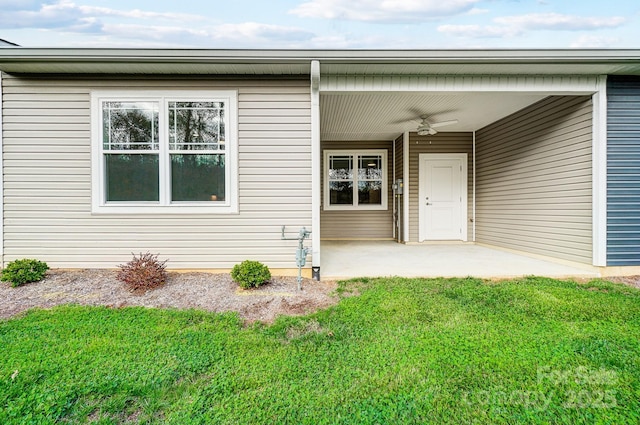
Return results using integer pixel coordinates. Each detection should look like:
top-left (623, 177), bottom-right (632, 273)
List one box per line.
top-left (0, 48), bottom-right (639, 276)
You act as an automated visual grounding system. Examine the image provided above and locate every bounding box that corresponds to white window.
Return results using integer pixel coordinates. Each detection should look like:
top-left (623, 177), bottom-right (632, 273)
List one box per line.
top-left (91, 91), bottom-right (238, 214)
top-left (323, 149), bottom-right (387, 210)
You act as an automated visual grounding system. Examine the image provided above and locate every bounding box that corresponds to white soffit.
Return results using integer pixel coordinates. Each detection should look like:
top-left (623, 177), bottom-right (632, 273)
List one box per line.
top-left (321, 92), bottom-right (548, 141)
top-left (320, 63), bottom-right (640, 76)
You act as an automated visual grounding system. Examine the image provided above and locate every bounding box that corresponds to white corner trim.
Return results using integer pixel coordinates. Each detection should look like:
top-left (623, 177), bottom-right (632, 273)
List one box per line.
top-left (311, 60), bottom-right (321, 267)
top-left (472, 131), bottom-right (476, 242)
top-left (403, 131), bottom-right (410, 243)
top-left (592, 75), bottom-right (608, 266)
top-left (0, 72), bottom-right (3, 266)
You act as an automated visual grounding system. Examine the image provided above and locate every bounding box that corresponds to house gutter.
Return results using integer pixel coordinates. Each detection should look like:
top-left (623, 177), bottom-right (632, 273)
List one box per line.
top-left (0, 72), bottom-right (4, 266)
top-left (310, 60), bottom-right (321, 274)
top-left (1, 48), bottom-right (640, 61)
top-left (1, 49), bottom-right (640, 75)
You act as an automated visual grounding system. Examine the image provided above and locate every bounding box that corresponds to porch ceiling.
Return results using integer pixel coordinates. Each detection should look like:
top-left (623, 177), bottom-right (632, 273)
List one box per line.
top-left (320, 91), bottom-right (548, 141)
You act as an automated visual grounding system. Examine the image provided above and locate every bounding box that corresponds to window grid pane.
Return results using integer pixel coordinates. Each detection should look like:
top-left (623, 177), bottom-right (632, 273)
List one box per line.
top-left (328, 155), bottom-right (354, 206)
top-left (357, 154), bottom-right (383, 205)
top-left (105, 154), bottom-right (159, 202)
top-left (329, 181), bottom-right (353, 205)
top-left (103, 102), bottom-right (159, 151)
top-left (358, 155), bottom-right (383, 181)
top-left (168, 101), bottom-right (225, 151)
top-left (170, 153), bottom-right (226, 202)
top-left (358, 181), bottom-right (382, 205)
top-left (328, 155), bottom-right (353, 180)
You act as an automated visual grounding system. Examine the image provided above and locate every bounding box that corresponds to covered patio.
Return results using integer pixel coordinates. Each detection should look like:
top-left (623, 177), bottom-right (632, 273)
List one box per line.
top-left (320, 241), bottom-right (599, 280)
top-left (313, 69), bottom-right (604, 277)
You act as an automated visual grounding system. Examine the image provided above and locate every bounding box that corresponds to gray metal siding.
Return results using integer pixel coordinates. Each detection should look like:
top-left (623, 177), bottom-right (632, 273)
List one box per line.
top-left (408, 132), bottom-right (474, 242)
top-left (320, 140), bottom-right (393, 239)
top-left (607, 76), bottom-right (640, 266)
top-left (475, 96), bottom-right (593, 264)
top-left (1, 74), bottom-right (312, 269)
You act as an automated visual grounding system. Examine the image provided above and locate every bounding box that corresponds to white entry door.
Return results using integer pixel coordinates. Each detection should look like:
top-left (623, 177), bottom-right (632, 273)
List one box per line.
top-left (419, 154), bottom-right (468, 241)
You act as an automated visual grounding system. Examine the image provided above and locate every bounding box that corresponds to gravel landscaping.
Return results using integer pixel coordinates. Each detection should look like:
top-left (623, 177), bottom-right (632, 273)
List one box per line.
top-left (0, 269), bottom-right (339, 323)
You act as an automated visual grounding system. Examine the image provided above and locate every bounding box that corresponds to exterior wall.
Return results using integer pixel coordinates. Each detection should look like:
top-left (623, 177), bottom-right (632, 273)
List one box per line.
top-left (394, 134), bottom-right (404, 242)
top-left (1, 74), bottom-right (312, 269)
top-left (320, 140), bottom-right (393, 239)
top-left (607, 76), bottom-right (640, 266)
top-left (408, 132), bottom-right (474, 242)
top-left (475, 96), bottom-right (593, 264)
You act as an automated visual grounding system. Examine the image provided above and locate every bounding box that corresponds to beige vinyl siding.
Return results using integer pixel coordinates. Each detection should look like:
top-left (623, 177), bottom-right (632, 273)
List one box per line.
top-left (394, 134), bottom-right (404, 242)
top-left (320, 140), bottom-right (393, 239)
top-left (475, 95), bottom-right (592, 264)
top-left (2, 74), bottom-right (312, 269)
top-left (408, 132), bottom-right (474, 242)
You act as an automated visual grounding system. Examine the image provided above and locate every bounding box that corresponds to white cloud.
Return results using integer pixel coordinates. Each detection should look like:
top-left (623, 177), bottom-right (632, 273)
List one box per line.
top-left (289, 0), bottom-right (479, 23)
top-left (467, 8), bottom-right (489, 16)
top-left (438, 24), bottom-right (518, 38)
top-left (100, 24), bottom-right (210, 43)
top-left (214, 22), bottom-right (314, 43)
top-left (0, 0), bottom-right (205, 29)
top-left (439, 12), bottom-right (627, 39)
top-left (74, 4), bottom-right (205, 22)
top-left (0, 0), bottom-right (316, 47)
top-left (569, 35), bottom-right (621, 48)
top-left (494, 13), bottom-right (626, 31)
top-left (0, 0), bottom-right (39, 8)
top-left (85, 22), bottom-right (315, 48)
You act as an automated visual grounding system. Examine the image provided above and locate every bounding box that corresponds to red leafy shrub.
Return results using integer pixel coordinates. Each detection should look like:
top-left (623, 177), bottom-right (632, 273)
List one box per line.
top-left (117, 252), bottom-right (168, 293)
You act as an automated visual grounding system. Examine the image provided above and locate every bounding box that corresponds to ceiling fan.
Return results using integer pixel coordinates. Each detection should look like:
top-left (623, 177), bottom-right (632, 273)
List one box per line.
top-left (415, 115), bottom-right (458, 135)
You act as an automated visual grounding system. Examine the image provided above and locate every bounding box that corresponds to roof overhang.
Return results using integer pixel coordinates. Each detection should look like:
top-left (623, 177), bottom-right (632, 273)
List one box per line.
top-left (0, 48), bottom-right (640, 75)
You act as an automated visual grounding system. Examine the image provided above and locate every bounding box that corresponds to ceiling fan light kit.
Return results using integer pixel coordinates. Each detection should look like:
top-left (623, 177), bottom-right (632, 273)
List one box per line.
top-left (417, 127), bottom-right (437, 136)
top-left (414, 115), bottom-right (459, 135)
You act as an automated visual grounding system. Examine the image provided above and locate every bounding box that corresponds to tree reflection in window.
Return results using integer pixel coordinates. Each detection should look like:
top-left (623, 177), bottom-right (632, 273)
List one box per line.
top-left (103, 102), bottom-right (159, 151)
top-left (169, 102), bottom-right (225, 151)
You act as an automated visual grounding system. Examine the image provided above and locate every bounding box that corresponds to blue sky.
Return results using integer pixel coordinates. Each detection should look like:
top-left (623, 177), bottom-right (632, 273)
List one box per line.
top-left (1, 0), bottom-right (639, 49)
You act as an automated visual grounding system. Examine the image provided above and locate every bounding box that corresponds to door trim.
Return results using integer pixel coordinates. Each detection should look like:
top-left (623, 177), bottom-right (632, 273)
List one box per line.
top-left (418, 153), bottom-right (468, 242)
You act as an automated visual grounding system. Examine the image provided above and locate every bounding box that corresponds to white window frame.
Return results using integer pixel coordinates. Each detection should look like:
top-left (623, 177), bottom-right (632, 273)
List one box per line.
top-left (91, 90), bottom-right (238, 214)
top-left (323, 149), bottom-right (388, 211)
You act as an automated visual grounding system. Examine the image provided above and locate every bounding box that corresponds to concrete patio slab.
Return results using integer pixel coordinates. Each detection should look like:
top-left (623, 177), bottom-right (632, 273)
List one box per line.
top-left (320, 241), bottom-right (599, 280)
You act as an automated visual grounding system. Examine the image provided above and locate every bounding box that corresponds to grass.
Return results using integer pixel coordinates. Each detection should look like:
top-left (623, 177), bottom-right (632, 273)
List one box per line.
top-left (1, 276), bottom-right (640, 424)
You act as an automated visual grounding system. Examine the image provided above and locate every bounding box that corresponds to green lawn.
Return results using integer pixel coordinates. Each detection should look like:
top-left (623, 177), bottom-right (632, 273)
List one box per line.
top-left (1, 276), bottom-right (640, 424)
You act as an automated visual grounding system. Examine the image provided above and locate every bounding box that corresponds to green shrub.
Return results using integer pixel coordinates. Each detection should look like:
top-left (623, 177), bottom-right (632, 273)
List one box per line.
top-left (231, 260), bottom-right (271, 289)
top-left (1, 258), bottom-right (49, 287)
top-left (117, 252), bottom-right (168, 293)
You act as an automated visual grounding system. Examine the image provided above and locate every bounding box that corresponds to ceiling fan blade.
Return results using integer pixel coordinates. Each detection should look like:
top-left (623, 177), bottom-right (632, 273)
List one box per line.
top-left (430, 119), bottom-right (459, 128)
